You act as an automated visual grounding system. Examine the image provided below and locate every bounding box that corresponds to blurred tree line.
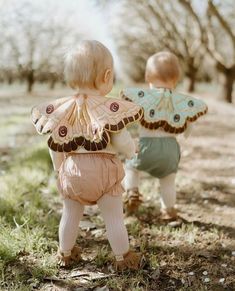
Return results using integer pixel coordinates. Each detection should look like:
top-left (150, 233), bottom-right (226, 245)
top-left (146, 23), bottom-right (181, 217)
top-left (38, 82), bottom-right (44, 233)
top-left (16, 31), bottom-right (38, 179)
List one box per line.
top-left (0, 1), bottom-right (79, 92)
top-left (0, 0), bottom-right (234, 103)
top-left (111, 0), bottom-right (235, 103)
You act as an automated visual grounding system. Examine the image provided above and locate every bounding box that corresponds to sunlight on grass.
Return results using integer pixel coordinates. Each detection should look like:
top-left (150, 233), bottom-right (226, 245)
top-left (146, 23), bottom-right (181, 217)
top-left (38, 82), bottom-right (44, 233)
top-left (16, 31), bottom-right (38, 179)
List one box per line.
top-left (0, 144), bottom-right (59, 289)
top-left (1, 114), bottom-right (29, 127)
top-left (95, 246), bottom-right (111, 268)
top-left (0, 85), bottom-right (234, 290)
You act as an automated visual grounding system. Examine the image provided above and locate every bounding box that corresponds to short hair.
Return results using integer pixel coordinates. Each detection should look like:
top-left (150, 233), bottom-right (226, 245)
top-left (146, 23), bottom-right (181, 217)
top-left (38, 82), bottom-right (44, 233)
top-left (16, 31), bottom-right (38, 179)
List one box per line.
top-left (145, 51), bottom-right (181, 84)
top-left (64, 40), bottom-right (113, 89)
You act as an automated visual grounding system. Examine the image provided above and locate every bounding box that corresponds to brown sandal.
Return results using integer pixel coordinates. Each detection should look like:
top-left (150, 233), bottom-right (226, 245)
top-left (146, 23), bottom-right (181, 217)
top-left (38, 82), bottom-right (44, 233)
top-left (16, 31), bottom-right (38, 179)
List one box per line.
top-left (160, 207), bottom-right (178, 220)
top-left (57, 245), bottom-right (81, 267)
top-left (115, 250), bottom-right (142, 272)
top-left (124, 188), bottom-right (143, 213)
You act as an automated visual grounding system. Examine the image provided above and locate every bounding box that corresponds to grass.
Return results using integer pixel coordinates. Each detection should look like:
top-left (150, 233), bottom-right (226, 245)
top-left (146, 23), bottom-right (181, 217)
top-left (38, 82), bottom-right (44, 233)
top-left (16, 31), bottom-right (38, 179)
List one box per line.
top-left (0, 85), bottom-right (234, 290)
top-left (0, 144), bottom-right (60, 290)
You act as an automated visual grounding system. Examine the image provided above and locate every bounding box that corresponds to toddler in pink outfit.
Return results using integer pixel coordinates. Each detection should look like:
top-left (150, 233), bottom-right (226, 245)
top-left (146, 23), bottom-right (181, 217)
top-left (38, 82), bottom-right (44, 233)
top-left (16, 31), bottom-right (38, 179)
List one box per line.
top-left (31, 40), bottom-right (143, 270)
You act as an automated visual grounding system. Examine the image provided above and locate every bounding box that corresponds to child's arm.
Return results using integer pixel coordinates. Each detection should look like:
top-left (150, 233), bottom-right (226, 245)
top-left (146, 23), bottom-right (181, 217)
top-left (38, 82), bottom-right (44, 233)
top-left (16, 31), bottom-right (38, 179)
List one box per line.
top-left (49, 149), bottom-right (65, 171)
top-left (111, 128), bottom-right (136, 159)
top-left (184, 122), bottom-right (193, 138)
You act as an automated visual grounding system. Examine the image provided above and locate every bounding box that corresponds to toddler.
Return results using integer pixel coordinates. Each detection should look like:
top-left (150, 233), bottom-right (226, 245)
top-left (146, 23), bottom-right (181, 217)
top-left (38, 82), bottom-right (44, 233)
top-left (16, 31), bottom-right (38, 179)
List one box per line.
top-left (31, 40), bottom-right (143, 270)
top-left (122, 51), bottom-right (207, 220)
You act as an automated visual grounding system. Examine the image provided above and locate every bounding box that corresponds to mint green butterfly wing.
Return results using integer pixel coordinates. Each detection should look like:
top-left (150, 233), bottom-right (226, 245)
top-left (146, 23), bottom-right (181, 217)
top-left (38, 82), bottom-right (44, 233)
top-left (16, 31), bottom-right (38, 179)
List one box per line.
top-left (121, 88), bottom-right (208, 133)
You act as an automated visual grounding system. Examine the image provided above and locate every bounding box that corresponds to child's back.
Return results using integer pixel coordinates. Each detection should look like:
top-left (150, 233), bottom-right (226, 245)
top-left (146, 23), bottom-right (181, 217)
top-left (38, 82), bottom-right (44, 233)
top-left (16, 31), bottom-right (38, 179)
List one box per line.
top-left (31, 40), bottom-right (143, 270)
top-left (122, 52), bottom-right (207, 219)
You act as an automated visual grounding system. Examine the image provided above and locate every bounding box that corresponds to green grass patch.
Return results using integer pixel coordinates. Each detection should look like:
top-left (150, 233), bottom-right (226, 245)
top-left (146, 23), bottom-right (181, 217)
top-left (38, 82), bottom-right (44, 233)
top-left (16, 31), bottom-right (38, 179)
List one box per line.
top-left (0, 86), bottom-right (234, 290)
top-left (0, 114), bottom-right (29, 127)
top-left (0, 144), bottom-right (60, 289)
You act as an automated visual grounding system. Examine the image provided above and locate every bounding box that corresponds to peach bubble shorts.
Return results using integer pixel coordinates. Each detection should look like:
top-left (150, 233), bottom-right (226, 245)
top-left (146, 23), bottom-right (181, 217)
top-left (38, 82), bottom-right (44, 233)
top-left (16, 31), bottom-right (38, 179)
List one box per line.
top-left (58, 153), bottom-right (125, 205)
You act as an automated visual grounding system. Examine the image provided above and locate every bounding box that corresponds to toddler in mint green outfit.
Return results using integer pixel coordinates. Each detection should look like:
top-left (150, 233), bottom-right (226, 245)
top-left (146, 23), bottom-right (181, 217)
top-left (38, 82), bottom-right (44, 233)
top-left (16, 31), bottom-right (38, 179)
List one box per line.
top-left (130, 137), bottom-right (180, 179)
top-left (122, 51), bottom-right (207, 219)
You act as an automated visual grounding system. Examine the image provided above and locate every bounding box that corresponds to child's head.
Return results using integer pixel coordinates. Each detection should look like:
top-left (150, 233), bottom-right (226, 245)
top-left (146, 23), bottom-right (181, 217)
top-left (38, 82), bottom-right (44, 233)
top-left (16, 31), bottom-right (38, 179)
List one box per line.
top-left (145, 51), bottom-right (181, 89)
top-left (64, 40), bottom-right (114, 95)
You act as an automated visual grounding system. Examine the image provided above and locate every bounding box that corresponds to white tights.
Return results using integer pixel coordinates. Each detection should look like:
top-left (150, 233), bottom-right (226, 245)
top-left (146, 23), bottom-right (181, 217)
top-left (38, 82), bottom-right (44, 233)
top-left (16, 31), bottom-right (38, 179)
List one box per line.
top-left (159, 173), bottom-right (176, 209)
top-left (59, 195), bottom-right (129, 257)
top-left (124, 165), bottom-right (176, 209)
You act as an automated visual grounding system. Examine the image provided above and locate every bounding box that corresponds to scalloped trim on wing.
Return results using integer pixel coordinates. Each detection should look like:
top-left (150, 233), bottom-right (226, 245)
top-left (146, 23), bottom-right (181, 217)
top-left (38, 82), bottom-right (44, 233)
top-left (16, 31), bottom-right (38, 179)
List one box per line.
top-left (31, 94), bottom-right (143, 152)
top-left (121, 89), bottom-right (208, 134)
top-left (46, 107), bottom-right (143, 153)
top-left (140, 107), bottom-right (208, 133)
top-left (48, 130), bottom-right (111, 152)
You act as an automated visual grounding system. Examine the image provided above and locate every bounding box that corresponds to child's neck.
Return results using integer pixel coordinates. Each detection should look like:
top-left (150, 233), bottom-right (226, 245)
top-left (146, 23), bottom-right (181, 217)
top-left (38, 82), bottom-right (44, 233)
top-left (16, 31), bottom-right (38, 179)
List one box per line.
top-left (77, 88), bottom-right (101, 96)
top-left (149, 81), bottom-right (175, 90)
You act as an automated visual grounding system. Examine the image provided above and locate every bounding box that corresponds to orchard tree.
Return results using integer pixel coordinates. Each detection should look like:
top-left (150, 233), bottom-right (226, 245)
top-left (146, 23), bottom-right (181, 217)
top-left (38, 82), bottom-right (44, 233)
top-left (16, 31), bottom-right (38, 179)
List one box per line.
top-left (112, 0), bottom-right (234, 100)
top-left (178, 0), bottom-right (235, 102)
top-left (111, 0), bottom-right (205, 91)
top-left (0, 0), bottom-right (75, 92)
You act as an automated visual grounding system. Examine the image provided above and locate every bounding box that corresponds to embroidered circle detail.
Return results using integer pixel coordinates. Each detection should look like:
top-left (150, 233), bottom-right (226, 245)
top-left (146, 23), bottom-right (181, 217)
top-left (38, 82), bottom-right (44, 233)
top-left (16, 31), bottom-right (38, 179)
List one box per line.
top-left (174, 114), bottom-right (180, 122)
top-left (138, 90), bottom-right (144, 97)
top-left (58, 126), bottom-right (67, 137)
top-left (188, 100), bottom-right (194, 107)
top-left (149, 109), bottom-right (155, 117)
top-left (93, 128), bottom-right (98, 135)
top-left (110, 102), bottom-right (119, 112)
top-left (46, 104), bottom-right (54, 114)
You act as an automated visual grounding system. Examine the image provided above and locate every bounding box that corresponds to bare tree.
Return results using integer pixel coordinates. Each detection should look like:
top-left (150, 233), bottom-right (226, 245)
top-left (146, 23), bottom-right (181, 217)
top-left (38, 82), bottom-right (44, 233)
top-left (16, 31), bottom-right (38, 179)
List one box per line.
top-left (111, 0), bottom-right (205, 91)
top-left (111, 1), bottom-right (160, 82)
top-left (0, 1), bottom-right (75, 92)
top-left (112, 0), bottom-right (234, 100)
top-left (144, 0), bottom-right (205, 92)
top-left (178, 0), bottom-right (235, 102)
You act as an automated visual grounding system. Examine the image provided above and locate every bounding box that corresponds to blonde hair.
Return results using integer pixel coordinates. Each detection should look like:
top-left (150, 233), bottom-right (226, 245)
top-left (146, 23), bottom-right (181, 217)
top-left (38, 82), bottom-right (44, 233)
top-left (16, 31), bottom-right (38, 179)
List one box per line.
top-left (145, 51), bottom-right (181, 84)
top-left (64, 40), bottom-right (113, 89)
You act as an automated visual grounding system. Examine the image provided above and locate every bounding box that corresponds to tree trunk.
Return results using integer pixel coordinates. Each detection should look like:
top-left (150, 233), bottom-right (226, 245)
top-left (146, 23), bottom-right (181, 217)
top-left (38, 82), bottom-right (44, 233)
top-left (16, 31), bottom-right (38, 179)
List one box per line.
top-left (186, 66), bottom-right (197, 92)
top-left (27, 70), bottom-right (34, 93)
top-left (217, 64), bottom-right (235, 103)
top-left (49, 80), bottom-right (56, 90)
top-left (223, 70), bottom-right (234, 103)
top-left (49, 75), bottom-right (57, 90)
top-left (7, 75), bottom-right (13, 85)
top-left (187, 74), bottom-right (196, 92)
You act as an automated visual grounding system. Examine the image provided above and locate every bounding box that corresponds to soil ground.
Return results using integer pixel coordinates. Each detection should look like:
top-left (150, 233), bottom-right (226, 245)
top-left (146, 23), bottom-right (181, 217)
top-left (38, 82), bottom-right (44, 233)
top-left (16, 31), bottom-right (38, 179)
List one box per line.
top-left (0, 84), bottom-right (234, 291)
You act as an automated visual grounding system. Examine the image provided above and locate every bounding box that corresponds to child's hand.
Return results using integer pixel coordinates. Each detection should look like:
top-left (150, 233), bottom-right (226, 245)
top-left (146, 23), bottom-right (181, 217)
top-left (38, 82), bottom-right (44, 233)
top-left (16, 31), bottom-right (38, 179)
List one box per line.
top-left (184, 122), bottom-right (193, 138)
top-left (134, 138), bottom-right (140, 153)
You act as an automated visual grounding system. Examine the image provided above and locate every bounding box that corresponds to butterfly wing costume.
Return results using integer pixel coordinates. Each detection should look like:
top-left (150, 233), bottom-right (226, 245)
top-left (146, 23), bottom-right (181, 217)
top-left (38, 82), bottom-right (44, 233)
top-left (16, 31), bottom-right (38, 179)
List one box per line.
top-left (121, 88), bottom-right (208, 133)
top-left (31, 94), bottom-right (143, 152)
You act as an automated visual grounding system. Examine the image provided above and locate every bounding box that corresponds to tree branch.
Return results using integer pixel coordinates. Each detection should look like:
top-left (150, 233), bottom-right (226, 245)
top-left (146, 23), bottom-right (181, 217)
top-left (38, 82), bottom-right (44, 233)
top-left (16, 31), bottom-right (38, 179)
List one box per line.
top-left (208, 0), bottom-right (235, 48)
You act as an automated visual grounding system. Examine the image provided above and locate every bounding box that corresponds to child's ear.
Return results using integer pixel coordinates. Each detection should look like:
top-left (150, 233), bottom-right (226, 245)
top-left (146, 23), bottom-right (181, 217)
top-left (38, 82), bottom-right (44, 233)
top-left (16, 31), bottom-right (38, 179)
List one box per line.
top-left (103, 69), bottom-right (112, 83)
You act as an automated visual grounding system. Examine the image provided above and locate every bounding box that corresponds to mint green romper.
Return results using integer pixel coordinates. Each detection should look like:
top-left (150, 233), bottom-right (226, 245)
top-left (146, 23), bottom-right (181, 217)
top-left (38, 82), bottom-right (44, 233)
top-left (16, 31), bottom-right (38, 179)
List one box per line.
top-left (128, 137), bottom-right (181, 179)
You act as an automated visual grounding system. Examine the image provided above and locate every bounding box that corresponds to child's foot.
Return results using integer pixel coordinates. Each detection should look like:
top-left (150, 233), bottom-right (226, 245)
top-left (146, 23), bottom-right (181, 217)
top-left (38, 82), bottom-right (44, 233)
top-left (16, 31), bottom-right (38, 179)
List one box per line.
top-left (160, 207), bottom-right (178, 221)
top-left (57, 245), bottom-right (81, 267)
top-left (115, 250), bottom-right (142, 272)
top-left (124, 188), bottom-right (143, 213)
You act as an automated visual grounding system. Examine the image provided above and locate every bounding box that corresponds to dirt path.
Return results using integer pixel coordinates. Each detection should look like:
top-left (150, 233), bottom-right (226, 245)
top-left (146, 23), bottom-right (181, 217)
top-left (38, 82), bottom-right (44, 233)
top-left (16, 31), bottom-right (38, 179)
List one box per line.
top-left (179, 94), bottom-right (235, 231)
